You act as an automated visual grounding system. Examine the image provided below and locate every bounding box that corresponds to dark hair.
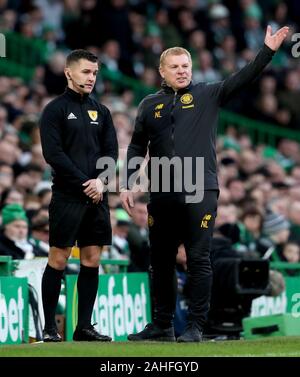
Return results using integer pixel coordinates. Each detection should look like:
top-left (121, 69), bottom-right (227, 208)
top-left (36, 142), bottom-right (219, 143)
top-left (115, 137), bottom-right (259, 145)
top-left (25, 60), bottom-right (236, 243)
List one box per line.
top-left (240, 205), bottom-right (264, 226)
top-left (66, 49), bottom-right (98, 66)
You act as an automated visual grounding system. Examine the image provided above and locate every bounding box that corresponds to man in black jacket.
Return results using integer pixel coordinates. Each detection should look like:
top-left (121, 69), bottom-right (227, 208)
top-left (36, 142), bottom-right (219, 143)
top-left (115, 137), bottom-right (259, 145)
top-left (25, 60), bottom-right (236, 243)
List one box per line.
top-left (40, 50), bottom-right (118, 342)
top-left (121, 26), bottom-right (289, 342)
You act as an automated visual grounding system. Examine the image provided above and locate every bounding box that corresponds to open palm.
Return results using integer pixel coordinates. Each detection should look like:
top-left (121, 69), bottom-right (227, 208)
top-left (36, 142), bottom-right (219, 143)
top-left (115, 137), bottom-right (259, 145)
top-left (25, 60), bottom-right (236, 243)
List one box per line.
top-left (264, 25), bottom-right (289, 51)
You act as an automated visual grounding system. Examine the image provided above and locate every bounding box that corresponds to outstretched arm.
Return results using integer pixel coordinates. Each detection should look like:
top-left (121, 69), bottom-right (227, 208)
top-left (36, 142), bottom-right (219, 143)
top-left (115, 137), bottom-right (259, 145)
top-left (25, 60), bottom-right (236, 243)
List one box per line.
top-left (212, 26), bottom-right (289, 106)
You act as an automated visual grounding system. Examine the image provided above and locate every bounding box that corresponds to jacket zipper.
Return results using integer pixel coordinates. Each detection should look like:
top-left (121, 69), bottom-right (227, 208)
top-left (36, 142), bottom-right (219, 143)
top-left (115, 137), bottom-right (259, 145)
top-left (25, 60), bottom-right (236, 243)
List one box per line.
top-left (170, 91), bottom-right (177, 156)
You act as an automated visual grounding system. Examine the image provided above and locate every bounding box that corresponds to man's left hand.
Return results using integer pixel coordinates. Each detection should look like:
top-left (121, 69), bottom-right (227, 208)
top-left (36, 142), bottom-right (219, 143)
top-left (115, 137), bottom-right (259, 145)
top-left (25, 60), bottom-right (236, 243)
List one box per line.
top-left (91, 191), bottom-right (102, 204)
top-left (264, 25), bottom-right (289, 51)
top-left (83, 178), bottom-right (104, 202)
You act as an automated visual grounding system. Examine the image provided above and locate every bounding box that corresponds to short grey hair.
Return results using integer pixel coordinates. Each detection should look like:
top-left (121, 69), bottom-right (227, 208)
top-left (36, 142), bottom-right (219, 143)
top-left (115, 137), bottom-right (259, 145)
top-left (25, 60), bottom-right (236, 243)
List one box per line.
top-left (159, 47), bottom-right (192, 68)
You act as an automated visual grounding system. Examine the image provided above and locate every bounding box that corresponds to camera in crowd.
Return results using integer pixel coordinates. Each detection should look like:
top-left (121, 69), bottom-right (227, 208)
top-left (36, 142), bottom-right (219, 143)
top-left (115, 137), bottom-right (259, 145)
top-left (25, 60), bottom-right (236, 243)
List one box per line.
top-left (175, 233), bottom-right (285, 340)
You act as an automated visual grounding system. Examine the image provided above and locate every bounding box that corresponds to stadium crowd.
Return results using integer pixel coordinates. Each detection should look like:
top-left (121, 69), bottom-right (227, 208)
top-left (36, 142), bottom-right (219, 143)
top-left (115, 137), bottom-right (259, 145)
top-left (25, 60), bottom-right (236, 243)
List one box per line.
top-left (0, 0), bottom-right (300, 277)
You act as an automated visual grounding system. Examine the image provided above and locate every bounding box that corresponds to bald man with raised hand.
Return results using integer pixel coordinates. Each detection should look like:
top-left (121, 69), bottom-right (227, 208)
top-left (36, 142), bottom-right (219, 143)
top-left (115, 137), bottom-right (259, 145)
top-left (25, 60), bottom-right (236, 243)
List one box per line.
top-left (121, 26), bottom-right (289, 342)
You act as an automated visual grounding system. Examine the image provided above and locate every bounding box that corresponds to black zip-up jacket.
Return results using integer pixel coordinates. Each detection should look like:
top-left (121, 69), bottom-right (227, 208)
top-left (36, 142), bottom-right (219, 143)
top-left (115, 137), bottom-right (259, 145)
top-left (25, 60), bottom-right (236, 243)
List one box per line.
top-left (40, 87), bottom-right (118, 200)
top-left (124, 45), bottom-right (275, 200)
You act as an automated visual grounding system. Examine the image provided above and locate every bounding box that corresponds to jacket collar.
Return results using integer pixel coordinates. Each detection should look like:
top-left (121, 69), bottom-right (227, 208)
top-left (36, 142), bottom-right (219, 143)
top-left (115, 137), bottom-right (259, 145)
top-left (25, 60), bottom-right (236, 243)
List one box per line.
top-left (65, 87), bottom-right (89, 102)
top-left (160, 80), bottom-right (193, 94)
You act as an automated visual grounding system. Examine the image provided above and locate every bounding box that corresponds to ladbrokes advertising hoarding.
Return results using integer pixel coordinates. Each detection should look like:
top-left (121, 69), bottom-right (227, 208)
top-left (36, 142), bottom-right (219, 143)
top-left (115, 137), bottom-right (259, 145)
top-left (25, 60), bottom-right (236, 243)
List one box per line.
top-left (65, 273), bottom-right (151, 341)
top-left (251, 277), bottom-right (300, 317)
top-left (0, 277), bottom-right (28, 344)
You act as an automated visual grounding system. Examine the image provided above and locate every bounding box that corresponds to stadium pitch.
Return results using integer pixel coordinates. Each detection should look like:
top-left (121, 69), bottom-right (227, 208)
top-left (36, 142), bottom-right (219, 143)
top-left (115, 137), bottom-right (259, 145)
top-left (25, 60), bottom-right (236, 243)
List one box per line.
top-left (1, 336), bottom-right (300, 357)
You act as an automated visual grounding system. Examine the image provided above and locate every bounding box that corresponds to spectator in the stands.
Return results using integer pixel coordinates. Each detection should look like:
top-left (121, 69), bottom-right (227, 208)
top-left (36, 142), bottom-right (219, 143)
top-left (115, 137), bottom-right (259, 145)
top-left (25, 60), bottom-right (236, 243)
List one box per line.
top-left (29, 209), bottom-right (50, 255)
top-left (0, 162), bottom-right (14, 192)
top-left (109, 208), bottom-right (131, 261)
top-left (193, 50), bottom-right (221, 83)
top-left (287, 201), bottom-right (300, 244)
top-left (257, 210), bottom-right (290, 259)
top-left (0, 203), bottom-right (46, 259)
top-left (278, 70), bottom-right (300, 129)
top-left (1, 188), bottom-right (24, 208)
top-left (100, 40), bottom-right (121, 74)
top-left (0, 140), bottom-right (20, 166)
top-left (127, 195), bottom-right (150, 273)
top-left (43, 51), bottom-right (67, 95)
top-left (279, 241), bottom-right (300, 276)
top-left (0, 105), bottom-right (11, 138)
top-left (282, 241), bottom-right (300, 263)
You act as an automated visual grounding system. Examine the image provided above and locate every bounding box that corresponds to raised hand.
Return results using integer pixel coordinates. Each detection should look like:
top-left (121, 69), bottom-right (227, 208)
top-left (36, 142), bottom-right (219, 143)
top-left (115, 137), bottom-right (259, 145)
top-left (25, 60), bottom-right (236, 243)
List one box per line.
top-left (264, 25), bottom-right (289, 51)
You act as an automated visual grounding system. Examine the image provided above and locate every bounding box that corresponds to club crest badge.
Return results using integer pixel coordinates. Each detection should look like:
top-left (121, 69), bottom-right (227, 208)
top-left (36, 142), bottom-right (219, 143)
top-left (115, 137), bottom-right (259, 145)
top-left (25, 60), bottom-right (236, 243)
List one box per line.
top-left (88, 110), bottom-right (98, 121)
top-left (180, 93), bottom-right (193, 105)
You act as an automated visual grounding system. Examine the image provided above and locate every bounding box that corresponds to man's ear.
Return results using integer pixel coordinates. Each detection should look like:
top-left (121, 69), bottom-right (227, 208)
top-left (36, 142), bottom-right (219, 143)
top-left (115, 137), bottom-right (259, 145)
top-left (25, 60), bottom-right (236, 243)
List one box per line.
top-left (159, 66), bottom-right (164, 79)
top-left (64, 67), bottom-right (71, 80)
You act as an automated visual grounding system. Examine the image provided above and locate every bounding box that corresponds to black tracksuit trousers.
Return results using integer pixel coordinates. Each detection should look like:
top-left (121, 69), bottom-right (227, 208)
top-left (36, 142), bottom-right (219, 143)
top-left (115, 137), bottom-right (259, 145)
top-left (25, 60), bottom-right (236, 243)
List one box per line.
top-left (147, 190), bottom-right (218, 329)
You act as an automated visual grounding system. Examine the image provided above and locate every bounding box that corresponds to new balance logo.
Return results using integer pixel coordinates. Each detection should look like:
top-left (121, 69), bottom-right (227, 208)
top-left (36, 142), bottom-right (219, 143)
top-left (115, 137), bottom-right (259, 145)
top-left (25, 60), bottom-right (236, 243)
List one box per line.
top-left (67, 112), bottom-right (77, 120)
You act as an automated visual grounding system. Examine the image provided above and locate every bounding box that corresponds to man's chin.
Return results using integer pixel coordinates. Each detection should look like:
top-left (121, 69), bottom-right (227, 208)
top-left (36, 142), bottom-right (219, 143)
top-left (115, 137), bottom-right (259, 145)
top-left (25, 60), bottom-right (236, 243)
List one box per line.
top-left (175, 82), bottom-right (189, 90)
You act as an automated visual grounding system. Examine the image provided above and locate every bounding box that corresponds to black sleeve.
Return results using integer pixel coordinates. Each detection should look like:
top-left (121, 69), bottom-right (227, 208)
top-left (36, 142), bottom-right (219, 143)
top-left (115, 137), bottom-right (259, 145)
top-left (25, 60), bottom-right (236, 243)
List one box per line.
top-left (209, 44), bottom-right (275, 106)
top-left (39, 103), bottom-right (89, 189)
top-left (101, 107), bottom-right (118, 163)
top-left (122, 99), bottom-right (149, 190)
top-left (98, 107), bottom-right (119, 183)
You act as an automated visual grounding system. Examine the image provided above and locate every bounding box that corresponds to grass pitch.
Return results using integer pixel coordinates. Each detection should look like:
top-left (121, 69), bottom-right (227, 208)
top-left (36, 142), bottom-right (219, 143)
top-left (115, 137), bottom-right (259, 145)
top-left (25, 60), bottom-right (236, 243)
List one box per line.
top-left (1, 336), bottom-right (300, 357)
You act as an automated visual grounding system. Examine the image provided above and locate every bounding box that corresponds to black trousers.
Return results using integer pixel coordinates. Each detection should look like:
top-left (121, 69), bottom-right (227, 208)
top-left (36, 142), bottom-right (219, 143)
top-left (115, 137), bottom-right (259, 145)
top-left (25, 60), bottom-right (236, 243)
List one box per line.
top-left (147, 190), bottom-right (218, 329)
